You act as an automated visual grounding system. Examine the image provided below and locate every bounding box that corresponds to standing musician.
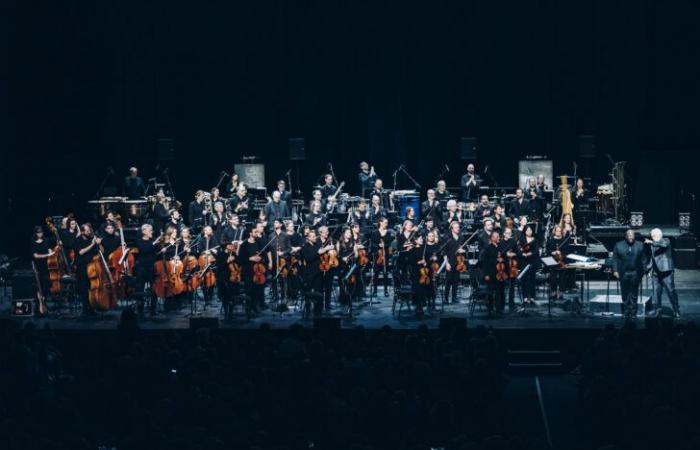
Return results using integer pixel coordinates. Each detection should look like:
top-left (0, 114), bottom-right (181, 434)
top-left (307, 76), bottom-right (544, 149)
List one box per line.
top-left (166, 209), bottom-right (184, 234)
top-left (305, 200), bottom-right (326, 229)
top-left (443, 220), bottom-right (465, 304)
top-left (300, 229), bottom-right (323, 315)
top-left (370, 178), bottom-right (392, 210)
top-left (546, 225), bottom-right (569, 300)
top-left (320, 174), bottom-right (336, 199)
top-left (519, 224), bottom-right (539, 306)
top-left (559, 213), bottom-right (577, 241)
top-left (421, 217), bottom-right (439, 243)
top-left (480, 231), bottom-right (506, 316)
top-left (443, 200), bottom-right (462, 230)
top-left (210, 186), bottom-right (223, 205)
top-left (152, 190), bottom-right (170, 231)
top-left (285, 220), bottom-right (304, 298)
top-left (492, 204), bottom-right (506, 232)
top-left (188, 191), bottom-right (207, 229)
top-left (240, 225), bottom-right (267, 314)
top-left (435, 180), bottom-right (451, 203)
top-left (358, 161), bottom-right (377, 197)
top-left (133, 223), bottom-right (159, 315)
top-left (508, 189), bottom-right (530, 219)
top-left (371, 217), bottom-right (393, 297)
top-left (350, 199), bottom-right (370, 231)
top-left (396, 220), bottom-right (417, 278)
top-left (268, 219), bottom-right (290, 303)
top-left (526, 177), bottom-right (544, 221)
top-left (124, 167), bottom-right (146, 199)
top-left (421, 189), bottom-right (443, 223)
top-left (478, 218), bottom-right (494, 251)
top-left (264, 190), bottom-right (290, 231)
top-left (474, 195), bottom-right (493, 222)
top-left (645, 228), bottom-right (681, 318)
top-left (31, 226), bottom-right (54, 309)
top-left (368, 194), bottom-right (387, 223)
top-left (571, 178), bottom-right (589, 235)
top-left (226, 172), bottom-right (240, 196)
top-left (460, 163), bottom-right (482, 202)
top-left (99, 222), bottom-right (120, 256)
top-left (612, 229), bottom-right (647, 320)
top-left (217, 231), bottom-right (242, 320)
top-left (229, 184), bottom-right (251, 219)
top-left (74, 223), bottom-right (101, 316)
top-left (409, 234), bottom-right (431, 318)
top-left (310, 189), bottom-right (324, 211)
top-left (59, 216), bottom-right (80, 258)
top-left (499, 227), bottom-right (521, 310)
top-left (198, 225), bottom-right (219, 304)
top-left (317, 226), bottom-right (337, 311)
top-left (338, 227), bottom-right (359, 307)
top-left (219, 213), bottom-right (243, 244)
top-left (275, 179), bottom-right (292, 203)
top-left (423, 229), bottom-right (442, 310)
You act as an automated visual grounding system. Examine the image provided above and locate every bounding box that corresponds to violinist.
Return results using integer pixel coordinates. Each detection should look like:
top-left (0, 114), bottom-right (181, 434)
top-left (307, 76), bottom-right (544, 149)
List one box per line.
top-left (219, 213), bottom-right (242, 244)
top-left (285, 220), bottom-right (304, 298)
top-left (31, 226), bottom-right (54, 305)
top-left (75, 223), bottom-right (101, 315)
top-left (229, 184), bottom-right (251, 219)
top-left (338, 227), bottom-right (359, 307)
top-left (499, 227), bottom-right (521, 310)
top-left (305, 200), bottom-right (326, 229)
top-left (216, 235), bottom-right (239, 320)
top-left (317, 226), bottom-right (337, 311)
top-left (199, 225), bottom-right (219, 304)
top-left (240, 225), bottom-right (266, 314)
top-left (546, 225), bottom-right (567, 299)
top-left (479, 231), bottom-right (506, 316)
top-left (519, 224), bottom-right (539, 306)
top-left (443, 220), bottom-right (465, 304)
top-left (371, 217), bottom-right (393, 297)
top-left (396, 219), bottom-right (417, 275)
top-left (188, 190), bottom-right (206, 229)
top-left (133, 223), bottom-right (159, 315)
top-left (478, 218), bottom-right (494, 252)
top-left (409, 234), bottom-right (430, 319)
top-left (421, 189), bottom-right (442, 223)
top-left (368, 194), bottom-right (386, 223)
top-left (423, 229), bottom-right (441, 310)
top-left (99, 222), bottom-right (120, 256)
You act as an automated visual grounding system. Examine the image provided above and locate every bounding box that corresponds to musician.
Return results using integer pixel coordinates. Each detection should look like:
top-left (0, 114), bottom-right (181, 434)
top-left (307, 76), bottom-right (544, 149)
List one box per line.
top-left (320, 174), bottom-right (336, 199)
top-left (152, 190), bottom-right (170, 231)
top-left (124, 167), bottom-right (146, 199)
top-left (409, 234), bottom-right (430, 318)
top-left (132, 223), bottom-right (159, 315)
top-left (368, 194), bottom-right (386, 223)
top-left (492, 204), bottom-right (506, 232)
top-left (300, 229), bottom-right (323, 314)
top-left (499, 227), bottom-right (521, 310)
top-left (31, 226), bottom-right (54, 303)
top-left (478, 218), bottom-right (494, 251)
top-left (525, 177), bottom-right (545, 220)
top-left (421, 189), bottom-right (443, 223)
top-left (188, 191), bottom-right (207, 229)
top-left (264, 190), bottom-right (290, 231)
top-left (423, 229), bottom-right (441, 310)
top-left (275, 179), bottom-right (292, 203)
top-left (546, 225), bottom-right (569, 300)
top-left (166, 209), bottom-right (185, 234)
top-left (559, 213), bottom-right (577, 241)
top-left (474, 195), bottom-right (492, 222)
top-left (210, 201), bottom-right (229, 236)
top-left (75, 223), bottom-right (101, 315)
top-left (509, 189), bottom-right (530, 219)
top-left (370, 178), bottom-right (392, 210)
top-left (571, 178), bottom-right (589, 233)
top-left (180, 227), bottom-right (199, 257)
top-left (229, 184), bottom-right (250, 218)
top-left (317, 226), bottom-right (336, 310)
top-left (240, 226), bottom-right (266, 314)
top-left (443, 200), bottom-right (461, 230)
top-left (59, 216), bottom-right (80, 255)
top-left (99, 222), bottom-right (120, 256)
top-left (514, 215), bottom-right (529, 241)
top-left (358, 161), bottom-right (377, 197)
top-left (216, 236), bottom-right (238, 320)
top-left (210, 186), bottom-right (222, 204)
top-left (421, 216), bottom-right (439, 242)
top-left (226, 172), bottom-right (240, 196)
top-left (268, 219), bottom-right (290, 302)
top-left (443, 220), bottom-right (465, 304)
top-left (305, 200), bottom-right (326, 229)
top-left (611, 229), bottom-right (647, 320)
top-left (219, 213), bottom-right (243, 244)
top-left (460, 163), bottom-right (482, 202)
top-left (285, 220), bottom-right (304, 298)
top-left (310, 189), bottom-right (324, 211)
top-left (519, 224), bottom-right (539, 305)
top-left (645, 228), bottom-right (680, 318)
top-left (536, 174), bottom-right (548, 191)
top-left (338, 227), bottom-right (359, 307)
top-left (405, 206), bottom-right (417, 224)
top-left (350, 199), bottom-right (370, 231)
top-left (480, 231), bottom-right (506, 315)
top-left (435, 180), bottom-right (451, 203)
top-left (371, 217), bottom-right (393, 297)
top-left (396, 220), bottom-right (417, 275)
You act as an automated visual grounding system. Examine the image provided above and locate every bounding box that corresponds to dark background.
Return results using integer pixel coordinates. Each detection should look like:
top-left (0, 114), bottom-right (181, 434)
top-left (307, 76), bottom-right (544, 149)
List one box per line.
top-left (3, 0), bottom-right (700, 257)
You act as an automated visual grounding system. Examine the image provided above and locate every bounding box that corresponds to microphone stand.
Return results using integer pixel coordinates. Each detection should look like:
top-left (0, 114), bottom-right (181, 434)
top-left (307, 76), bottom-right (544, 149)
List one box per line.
top-left (392, 165), bottom-right (401, 192)
top-left (215, 171), bottom-right (229, 191)
top-left (163, 169), bottom-right (177, 201)
top-left (435, 165), bottom-right (449, 185)
top-left (399, 166), bottom-right (422, 190)
top-left (93, 168), bottom-right (114, 200)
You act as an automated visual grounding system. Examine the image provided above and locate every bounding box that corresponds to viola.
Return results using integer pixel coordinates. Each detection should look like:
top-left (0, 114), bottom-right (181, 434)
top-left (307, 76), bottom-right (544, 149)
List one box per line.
top-left (509, 255), bottom-right (519, 278)
top-left (495, 252), bottom-right (508, 282)
top-left (357, 247), bottom-right (369, 266)
top-left (253, 261), bottom-right (266, 285)
top-left (455, 253), bottom-right (468, 273)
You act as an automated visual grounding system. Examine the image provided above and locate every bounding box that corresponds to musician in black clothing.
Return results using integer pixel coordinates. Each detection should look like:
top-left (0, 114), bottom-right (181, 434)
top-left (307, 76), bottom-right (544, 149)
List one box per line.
top-left (301, 229), bottom-right (324, 315)
top-left (474, 195), bottom-right (492, 222)
top-left (151, 190), bottom-right (170, 231)
top-left (519, 224), bottom-right (539, 305)
top-left (59, 216), bottom-right (80, 257)
top-left (480, 231), bottom-right (506, 315)
top-left (409, 234), bottom-right (431, 318)
top-left (508, 189), bottom-right (530, 219)
top-left (320, 174), bottom-right (336, 199)
top-left (99, 222), bottom-right (120, 256)
top-left (612, 229), bottom-right (647, 319)
top-left (75, 223), bottom-right (101, 315)
top-left (317, 226), bottom-right (337, 310)
top-left (350, 199), bottom-right (370, 231)
top-left (226, 172), bottom-right (240, 197)
top-left (31, 226), bottom-right (54, 303)
top-left (421, 189), bottom-right (442, 223)
top-left (423, 230), bottom-right (441, 310)
top-left (216, 237), bottom-right (241, 320)
top-left (368, 195), bottom-right (387, 224)
top-left (188, 191), bottom-right (207, 229)
top-left (337, 227), bottom-right (359, 307)
top-left (442, 200), bottom-right (461, 231)
top-left (477, 218), bottom-right (494, 251)
top-left (371, 217), bottom-right (393, 297)
top-left (546, 225), bottom-right (568, 299)
top-left (268, 220), bottom-right (290, 303)
top-left (165, 209), bottom-right (185, 234)
top-left (305, 200), bottom-right (326, 229)
top-left (571, 178), bottom-right (589, 234)
top-left (358, 161), bottom-right (377, 197)
top-left (491, 204), bottom-right (507, 233)
top-left (396, 220), bottom-right (417, 278)
top-left (264, 191), bottom-right (291, 231)
top-left (229, 184), bottom-right (251, 219)
top-left (370, 178), bottom-right (392, 210)
top-left (219, 213), bottom-right (244, 244)
top-left (275, 179), bottom-right (292, 203)
top-left (124, 167), bottom-right (146, 199)
top-left (435, 180), bottom-right (451, 203)
top-left (460, 163), bottom-right (482, 202)
top-left (443, 220), bottom-right (465, 304)
top-left (239, 226), bottom-right (266, 314)
top-left (133, 223), bottom-right (159, 314)
top-left (285, 220), bottom-right (304, 298)
top-left (499, 227), bottom-right (521, 309)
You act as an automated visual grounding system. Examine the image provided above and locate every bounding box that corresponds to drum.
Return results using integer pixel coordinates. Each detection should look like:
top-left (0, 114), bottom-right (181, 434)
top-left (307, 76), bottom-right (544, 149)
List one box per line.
top-left (124, 200), bottom-right (148, 219)
top-left (597, 184), bottom-right (613, 195)
top-left (398, 194), bottom-right (420, 220)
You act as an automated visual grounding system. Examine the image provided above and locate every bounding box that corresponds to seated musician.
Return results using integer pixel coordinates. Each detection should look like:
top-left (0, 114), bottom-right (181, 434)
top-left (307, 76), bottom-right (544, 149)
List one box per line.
top-left (474, 194), bottom-right (492, 222)
top-left (435, 180), bottom-right (451, 203)
top-left (370, 178), bottom-right (392, 210)
top-left (305, 200), bottom-right (326, 229)
top-left (310, 189), bottom-right (325, 212)
top-left (421, 216), bottom-right (439, 243)
top-left (229, 184), bottom-right (251, 219)
top-left (546, 225), bottom-right (567, 299)
top-left (368, 194), bottom-right (386, 223)
top-left (320, 174), bottom-right (336, 199)
top-left (509, 188), bottom-right (530, 219)
top-left (460, 163), bottom-right (481, 202)
top-left (264, 190), bottom-right (290, 231)
top-left (358, 161), bottom-right (377, 198)
top-left (405, 206), bottom-right (417, 224)
top-left (421, 189), bottom-right (443, 223)
top-left (371, 217), bottom-right (393, 297)
top-left (123, 166), bottom-right (145, 199)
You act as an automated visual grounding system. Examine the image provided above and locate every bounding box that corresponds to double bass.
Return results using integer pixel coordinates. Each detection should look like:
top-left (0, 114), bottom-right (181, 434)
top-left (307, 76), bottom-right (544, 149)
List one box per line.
top-left (31, 261), bottom-right (49, 316)
top-left (108, 215), bottom-right (135, 297)
top-left (44, 217), bottom-right (72, 294)
top-left (86, 236), bottom-right (118, 311)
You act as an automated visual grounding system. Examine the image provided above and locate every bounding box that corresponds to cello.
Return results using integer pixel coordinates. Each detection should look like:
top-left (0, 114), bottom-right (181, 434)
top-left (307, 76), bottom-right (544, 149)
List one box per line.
top-left (86, 235), bottom-right (118, 311)
top-left (108, 215), bottom-right (135, 298)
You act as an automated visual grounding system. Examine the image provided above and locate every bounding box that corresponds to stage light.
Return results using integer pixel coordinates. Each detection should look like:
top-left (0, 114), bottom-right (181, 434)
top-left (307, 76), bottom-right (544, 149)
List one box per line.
top-left (629, 212), bottom-right (644, 228)
top-left (679, 212), bottom-right (691, 231)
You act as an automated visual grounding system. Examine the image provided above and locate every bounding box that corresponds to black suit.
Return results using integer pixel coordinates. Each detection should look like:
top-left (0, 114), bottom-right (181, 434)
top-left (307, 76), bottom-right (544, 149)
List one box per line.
top-left (508, 198), bottom-right (530, 219)
top-left (647, 238), bottom-right (680, 314)
top-left (612, 239), bottom-right (647, 317)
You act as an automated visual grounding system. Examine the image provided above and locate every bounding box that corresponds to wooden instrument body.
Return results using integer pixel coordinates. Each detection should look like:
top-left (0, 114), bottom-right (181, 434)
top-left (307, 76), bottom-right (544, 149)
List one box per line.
top-left (198, 253), bottom-right (217, 289)
top-left (86, 253), bottom-right (118, 311)
top-left (495, 252), bottom-right (508, 282)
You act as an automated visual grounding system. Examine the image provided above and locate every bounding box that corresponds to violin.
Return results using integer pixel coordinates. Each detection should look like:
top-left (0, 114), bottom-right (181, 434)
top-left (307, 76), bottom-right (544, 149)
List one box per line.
top-left (508, 252), bottom-right (519, 278)
top-left (225, 243), bottom-right (242, 283)
top-left (253, 261), bottom-right (266, 285)
top-left (495, 252), bottom-right (508, 282)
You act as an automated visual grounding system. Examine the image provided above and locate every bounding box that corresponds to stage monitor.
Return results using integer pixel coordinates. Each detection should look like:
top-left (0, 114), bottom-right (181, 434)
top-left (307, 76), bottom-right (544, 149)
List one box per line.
top-left (518, 160), bottom-right (553, 191)
top-left (234, 163), bottom-right (265, 189)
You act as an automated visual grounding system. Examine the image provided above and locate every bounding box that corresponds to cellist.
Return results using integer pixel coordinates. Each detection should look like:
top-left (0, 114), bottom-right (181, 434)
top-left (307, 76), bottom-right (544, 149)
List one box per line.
top-left (75, 223), bottom-right (101, 316)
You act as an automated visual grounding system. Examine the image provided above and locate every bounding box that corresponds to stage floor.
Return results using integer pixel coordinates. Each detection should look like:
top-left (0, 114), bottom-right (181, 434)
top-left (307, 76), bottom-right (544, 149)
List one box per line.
top-left (3, 269), bottom-right (699, 331)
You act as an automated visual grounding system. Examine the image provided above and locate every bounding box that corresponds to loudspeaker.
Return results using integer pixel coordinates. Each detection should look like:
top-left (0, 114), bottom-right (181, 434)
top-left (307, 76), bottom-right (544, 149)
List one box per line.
top-left (11, 270), bottom-right (35, 300)
top-left (158, 138), bottom-right (175, 161)
top-left (313, 317), bottom-right (341, 331)
top-left (460, 137), bottom-right (478, 160)
top-left (579, 135), bottom-right (596, 158)
top-left (289, 138), bottom-right (306, 161)
top-left (439, 317), bottom-right (467, 330)
top-left (189, 317), bottom-right (219, 330)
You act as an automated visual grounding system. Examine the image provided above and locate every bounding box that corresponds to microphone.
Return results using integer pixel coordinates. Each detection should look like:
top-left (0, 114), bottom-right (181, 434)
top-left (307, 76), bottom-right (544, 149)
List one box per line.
top-left (285, 169), bottom-right (291, 176)
top-left (484, 165), bottom-right (489, 174)
top-left (444, 164), bottom-right (450, 172)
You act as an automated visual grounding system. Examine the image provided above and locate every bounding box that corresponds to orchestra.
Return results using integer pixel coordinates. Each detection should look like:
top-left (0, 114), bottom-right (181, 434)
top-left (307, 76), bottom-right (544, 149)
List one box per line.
top-left (25, 162), bottom-right (683, 323)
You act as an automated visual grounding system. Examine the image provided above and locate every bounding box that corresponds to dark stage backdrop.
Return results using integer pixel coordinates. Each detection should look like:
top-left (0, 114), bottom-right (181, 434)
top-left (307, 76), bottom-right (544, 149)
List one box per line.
top-left (4, 0), bottom-right (700, 256)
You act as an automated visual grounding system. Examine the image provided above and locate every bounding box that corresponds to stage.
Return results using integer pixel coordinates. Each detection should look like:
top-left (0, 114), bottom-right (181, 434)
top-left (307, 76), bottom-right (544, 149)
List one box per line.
top-left (4, 268), bottom-right (699, 331)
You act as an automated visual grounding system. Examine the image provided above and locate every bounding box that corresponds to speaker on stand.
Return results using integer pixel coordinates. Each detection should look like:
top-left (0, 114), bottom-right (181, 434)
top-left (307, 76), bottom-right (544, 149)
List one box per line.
top-left (460, 137), bottom-right (478, 161)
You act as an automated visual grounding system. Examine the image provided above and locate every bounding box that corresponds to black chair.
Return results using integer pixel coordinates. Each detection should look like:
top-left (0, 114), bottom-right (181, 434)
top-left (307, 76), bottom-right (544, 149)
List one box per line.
top-left (468, 268), bottom-right (492, 317)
